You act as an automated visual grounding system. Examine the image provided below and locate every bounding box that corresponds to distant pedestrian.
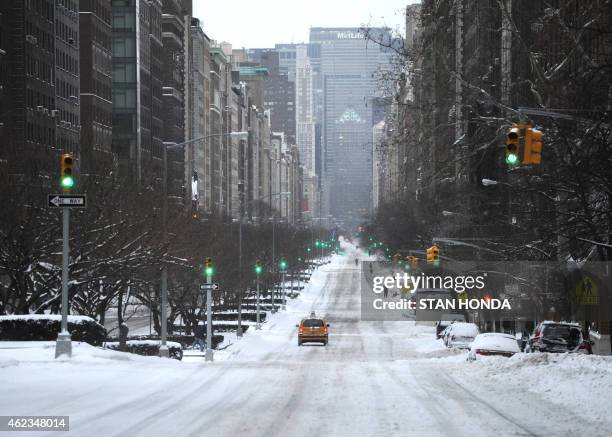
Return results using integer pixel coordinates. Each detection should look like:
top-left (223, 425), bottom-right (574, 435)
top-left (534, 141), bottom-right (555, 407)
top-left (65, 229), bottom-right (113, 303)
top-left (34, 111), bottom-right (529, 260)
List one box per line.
top-left (119, 322), bottom-right (129, 352)
top-left (192, 321), bottom-right (206, 352)
top-left (383, 285), bottom-right (389, 298)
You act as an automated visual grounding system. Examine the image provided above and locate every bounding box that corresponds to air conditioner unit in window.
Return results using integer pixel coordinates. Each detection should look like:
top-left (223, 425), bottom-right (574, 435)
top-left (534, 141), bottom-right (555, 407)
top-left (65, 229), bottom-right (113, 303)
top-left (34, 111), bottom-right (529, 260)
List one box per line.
top-left (36, 105), bottom-right (44, 112)
top-left (50, 109), bottom-right (59, 117)
top-left (26, 35), bottom-right (38, 45)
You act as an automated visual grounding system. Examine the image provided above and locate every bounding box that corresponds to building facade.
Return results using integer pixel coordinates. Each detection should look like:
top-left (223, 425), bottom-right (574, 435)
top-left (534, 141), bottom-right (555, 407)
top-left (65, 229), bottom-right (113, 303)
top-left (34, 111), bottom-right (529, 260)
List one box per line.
top-left (79, 0), bottom-right (112, 171)
top-left (310, 27), bottom-right (393, 229)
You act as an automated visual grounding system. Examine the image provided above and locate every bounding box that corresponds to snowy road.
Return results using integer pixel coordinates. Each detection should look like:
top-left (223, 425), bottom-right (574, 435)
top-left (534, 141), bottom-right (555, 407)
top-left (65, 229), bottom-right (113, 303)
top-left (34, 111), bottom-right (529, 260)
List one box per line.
top-left (1, 252), bottom-right (611, 436)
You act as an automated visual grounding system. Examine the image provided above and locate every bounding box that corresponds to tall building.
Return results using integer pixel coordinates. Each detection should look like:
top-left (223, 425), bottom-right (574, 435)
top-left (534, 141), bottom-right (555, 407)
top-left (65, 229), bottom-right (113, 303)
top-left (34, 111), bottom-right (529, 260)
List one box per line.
top-left (295, 44), bottom-right (314, 175)
top-left (161, 0), bottom-right (190, 201)
top-left (274, 43), bottom-right (297, 82)
top-left (111, 0), bottom-right (164, 188)
top-left (310, 27), bottom-right (392, 229)
top-left (0, 0), bottom-right (79, 178)
top-left (295, 44), bottom-right (318, 221)
top-left (187, 17), bottom-right (211, 215)
top-left (246, 48), bottom-right (296, 146)
top-left (79, 0), bottom-right (112, 170)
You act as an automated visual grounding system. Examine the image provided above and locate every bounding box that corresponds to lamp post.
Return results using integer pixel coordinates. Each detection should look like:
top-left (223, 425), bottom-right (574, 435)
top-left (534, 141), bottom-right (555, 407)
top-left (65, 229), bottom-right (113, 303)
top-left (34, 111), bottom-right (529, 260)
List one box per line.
top-left (159, 131), bottom-right (247, 358)
top-left (481, 178), bottom-right (514, 225)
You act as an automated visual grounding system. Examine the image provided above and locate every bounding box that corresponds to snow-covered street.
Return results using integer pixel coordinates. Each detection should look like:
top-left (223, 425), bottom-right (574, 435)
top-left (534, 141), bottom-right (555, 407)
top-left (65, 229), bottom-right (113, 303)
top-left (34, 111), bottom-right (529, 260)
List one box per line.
top-left (2, 251), bottom-right (612, 437)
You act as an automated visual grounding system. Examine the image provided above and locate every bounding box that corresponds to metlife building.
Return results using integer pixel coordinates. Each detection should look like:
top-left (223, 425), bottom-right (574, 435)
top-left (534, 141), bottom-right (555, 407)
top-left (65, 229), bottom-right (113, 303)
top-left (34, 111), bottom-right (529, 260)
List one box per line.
top-left (309, 27), bottom-right (394, 229)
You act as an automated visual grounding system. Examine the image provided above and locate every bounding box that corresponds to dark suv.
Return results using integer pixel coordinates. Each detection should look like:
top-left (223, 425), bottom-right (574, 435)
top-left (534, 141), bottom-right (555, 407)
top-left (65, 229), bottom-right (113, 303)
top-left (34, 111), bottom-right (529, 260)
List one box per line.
top-left (527, 321), bottom-right (587, 353)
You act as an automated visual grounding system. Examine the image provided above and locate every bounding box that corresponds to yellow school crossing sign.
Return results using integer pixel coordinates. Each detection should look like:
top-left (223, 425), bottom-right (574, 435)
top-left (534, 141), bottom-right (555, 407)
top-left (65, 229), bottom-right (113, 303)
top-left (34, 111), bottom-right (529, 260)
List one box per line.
top-left (576, 276), bottom-right (599, 305)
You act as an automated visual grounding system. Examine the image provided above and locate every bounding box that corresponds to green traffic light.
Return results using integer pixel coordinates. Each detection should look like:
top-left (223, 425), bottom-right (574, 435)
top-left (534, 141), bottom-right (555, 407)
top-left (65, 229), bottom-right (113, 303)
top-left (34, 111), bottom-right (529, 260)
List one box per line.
top-left (279, 260), bottom-right (288, 270)
top-left (255, 265), bottom-right (263, 275)
top-left (204, 266), bottom-right (214, 277)
top-left (61, 176), bottom-right (74, 188)
top-left (505, 153), bottom-right (519, 165)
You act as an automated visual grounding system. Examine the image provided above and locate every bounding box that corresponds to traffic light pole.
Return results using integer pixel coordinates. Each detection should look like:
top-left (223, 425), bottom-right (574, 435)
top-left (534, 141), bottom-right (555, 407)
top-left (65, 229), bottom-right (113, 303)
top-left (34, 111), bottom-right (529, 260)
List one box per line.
top-left (159, 146), bottom-right (169, 358)
top-left (237, 204), bottom-right (243, 338)
top-left (256, 277), bottom-right (261, 330)
top-left (282, 271), bottom-right (287, 311)
top-left (205, 273), bottom-right (213, 361)
top-left (55, 208), bottom-right (72, 358)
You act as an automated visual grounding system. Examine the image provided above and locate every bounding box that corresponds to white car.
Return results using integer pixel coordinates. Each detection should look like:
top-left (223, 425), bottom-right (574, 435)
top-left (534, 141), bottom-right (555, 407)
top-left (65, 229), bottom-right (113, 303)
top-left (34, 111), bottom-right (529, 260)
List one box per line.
top-left (444, 322), bottom-right (479, 349)
top-left (467, 333), bottom-right (520, 361)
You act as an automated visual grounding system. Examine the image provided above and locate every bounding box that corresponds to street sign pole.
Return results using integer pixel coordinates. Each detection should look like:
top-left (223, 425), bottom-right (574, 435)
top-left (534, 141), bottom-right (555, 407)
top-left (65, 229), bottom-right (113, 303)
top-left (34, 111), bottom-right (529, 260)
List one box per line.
top-left (205, 274), bottom-right (213, 362)
top-left (55, 208), bottom-right (72, 358)
top-left (256, 278), bottom-right (261, 330)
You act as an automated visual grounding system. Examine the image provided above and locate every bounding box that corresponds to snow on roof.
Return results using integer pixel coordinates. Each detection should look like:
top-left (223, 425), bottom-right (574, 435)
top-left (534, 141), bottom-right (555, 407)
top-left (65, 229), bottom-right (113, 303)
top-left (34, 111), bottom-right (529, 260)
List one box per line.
top-left (541, 320), bottom-right (581, 327)
top-left (447, 322), bottom-right (479, 336)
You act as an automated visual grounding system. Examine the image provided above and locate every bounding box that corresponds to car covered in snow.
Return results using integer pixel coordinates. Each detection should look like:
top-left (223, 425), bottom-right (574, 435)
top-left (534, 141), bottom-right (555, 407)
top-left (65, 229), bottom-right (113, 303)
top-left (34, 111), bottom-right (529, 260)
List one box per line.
top-left (526, 321), bottom-right (589, 354)
top-left (443, 322), bottom-right (479, 349)
top-left (296, 313), bottom-right (329, 346)
top-left (435, 313), bottom-right (467, 338)
top-left (467, 333), bottom-right (520, 361)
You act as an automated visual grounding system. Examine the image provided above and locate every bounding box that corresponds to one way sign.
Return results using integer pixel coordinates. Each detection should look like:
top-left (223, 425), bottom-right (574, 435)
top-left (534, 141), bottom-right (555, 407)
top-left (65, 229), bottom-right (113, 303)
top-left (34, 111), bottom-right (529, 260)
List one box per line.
top-left (48, 194), bottom-right (87, 208)
top-left (200, 283), bottom-right (220, 291)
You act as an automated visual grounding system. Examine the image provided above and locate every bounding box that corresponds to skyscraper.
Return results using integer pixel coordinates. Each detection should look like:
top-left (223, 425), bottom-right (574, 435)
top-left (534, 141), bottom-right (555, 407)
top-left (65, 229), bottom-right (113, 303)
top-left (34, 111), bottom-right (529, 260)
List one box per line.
top-left (111, 0), bottom-right (164, 188)
top-left (309, 27), bottom-right (392, 229)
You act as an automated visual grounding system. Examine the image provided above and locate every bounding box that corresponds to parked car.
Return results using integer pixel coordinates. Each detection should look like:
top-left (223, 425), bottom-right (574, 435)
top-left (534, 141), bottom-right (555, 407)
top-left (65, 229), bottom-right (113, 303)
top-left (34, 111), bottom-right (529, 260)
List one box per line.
top-left (467, 333), bottom-right (520, 361)
top-left (526, 321), bottom-right (587, 354)
top-left (296, 313), bottom-right (329, 346)
top-left (443, 322), bottom-right (479, 349)
top-left (440, 325), bottom-right (453, 345)
top-left (435, 313), bottom-right (466, 338)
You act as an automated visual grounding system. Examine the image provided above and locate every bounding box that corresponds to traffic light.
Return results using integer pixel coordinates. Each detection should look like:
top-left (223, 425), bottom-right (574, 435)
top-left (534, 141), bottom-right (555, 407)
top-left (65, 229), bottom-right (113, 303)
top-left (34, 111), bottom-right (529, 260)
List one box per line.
top-left (279, 257), bottom-right (288, 271)
top-left (426, 245), bottom-right (440, 266)
top-left (411, 256), bottom-right (419, 269)
top-left (505, 126), bottom-right (520, 166)
top-left (431, 245), bottom-right (440, 267)
top-left (406, 255), bottom-right (418, 270)
top-left (315, 240), bottom-right (321, 248)
top-left (204, 257), bottom-right (214, 277)
top-left (60, 153), bottom-right (74, 191)
top-left (523, 127), bottom-right (543, 165)
top-left (255, 259), bottom-right (263, 275)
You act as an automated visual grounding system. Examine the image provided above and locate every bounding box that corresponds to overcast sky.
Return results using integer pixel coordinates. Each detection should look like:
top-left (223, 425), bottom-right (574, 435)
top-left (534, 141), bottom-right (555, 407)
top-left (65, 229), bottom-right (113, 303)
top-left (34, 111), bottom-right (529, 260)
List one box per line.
top-left (192, 0), bottom-right (415, 49)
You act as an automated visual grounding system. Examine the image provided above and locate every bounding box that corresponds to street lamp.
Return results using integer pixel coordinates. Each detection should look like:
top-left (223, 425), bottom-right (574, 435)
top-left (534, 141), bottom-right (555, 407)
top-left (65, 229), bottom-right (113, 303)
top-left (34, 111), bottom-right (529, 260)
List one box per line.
top-left (158, 131), bottom-right (247, 358)
top-left (481, 178), bottom-right (515, 225)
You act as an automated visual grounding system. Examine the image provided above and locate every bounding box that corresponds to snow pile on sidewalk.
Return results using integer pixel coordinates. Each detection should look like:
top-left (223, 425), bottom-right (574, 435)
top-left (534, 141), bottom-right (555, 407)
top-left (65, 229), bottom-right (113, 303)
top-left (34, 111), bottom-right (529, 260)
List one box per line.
top-left (452, 352), bottom-right (612, 424)
top-left (0, 341), bottom-right (185, 367)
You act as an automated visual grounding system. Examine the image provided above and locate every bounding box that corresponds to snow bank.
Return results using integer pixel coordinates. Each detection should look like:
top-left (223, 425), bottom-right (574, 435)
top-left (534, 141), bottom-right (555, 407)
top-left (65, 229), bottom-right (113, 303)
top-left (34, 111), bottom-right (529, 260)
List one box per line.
top-left (0, 341), bottom-right (185, 367)
top-left (450, 352), bottom-right (612, 424)
top-left (0, 314), bottom-right (95, 324)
